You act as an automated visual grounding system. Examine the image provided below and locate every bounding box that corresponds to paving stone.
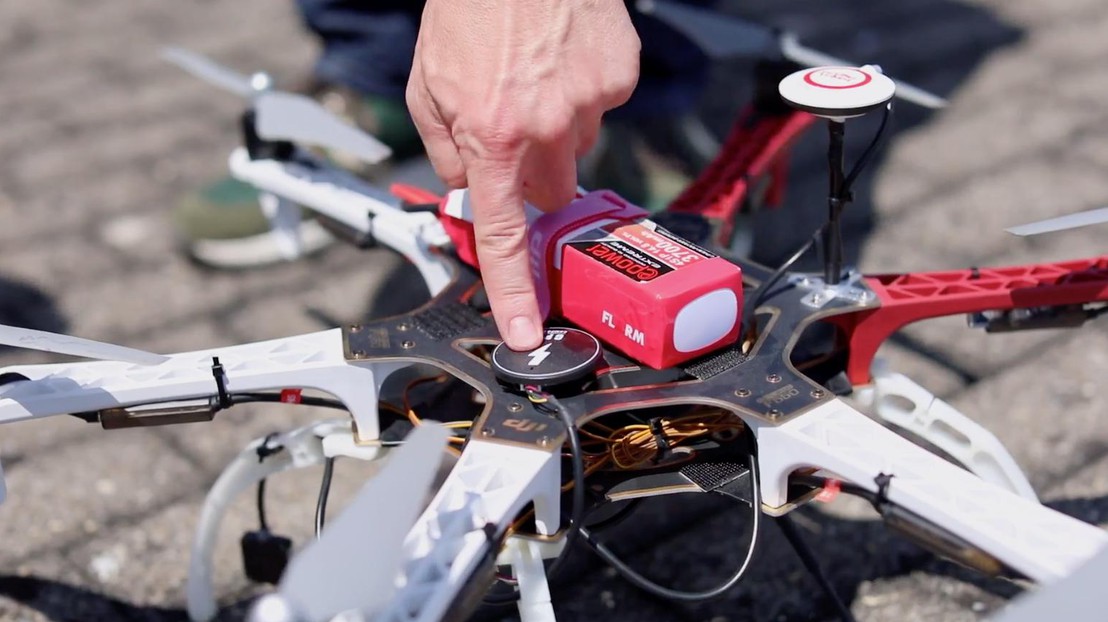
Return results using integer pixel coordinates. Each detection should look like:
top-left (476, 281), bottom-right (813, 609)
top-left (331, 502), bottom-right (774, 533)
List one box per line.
top-left (0, 430), bottom-right (204, 563)
top-left (949, 326), bottom-right (1108, 497)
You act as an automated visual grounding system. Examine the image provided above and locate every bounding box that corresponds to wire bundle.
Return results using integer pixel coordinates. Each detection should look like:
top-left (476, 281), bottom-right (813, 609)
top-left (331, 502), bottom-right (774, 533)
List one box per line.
top-left (579, 409), bottom-right (744, 471)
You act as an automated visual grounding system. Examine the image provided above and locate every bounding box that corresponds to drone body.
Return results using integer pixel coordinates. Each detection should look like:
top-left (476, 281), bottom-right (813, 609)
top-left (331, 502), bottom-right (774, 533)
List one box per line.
top-left (0, 23), bottom-right (1105, 622)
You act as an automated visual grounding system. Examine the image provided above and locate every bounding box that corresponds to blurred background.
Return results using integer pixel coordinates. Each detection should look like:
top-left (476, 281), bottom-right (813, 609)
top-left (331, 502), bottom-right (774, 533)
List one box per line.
top-left (0, 0), bottom-right (1105, 620)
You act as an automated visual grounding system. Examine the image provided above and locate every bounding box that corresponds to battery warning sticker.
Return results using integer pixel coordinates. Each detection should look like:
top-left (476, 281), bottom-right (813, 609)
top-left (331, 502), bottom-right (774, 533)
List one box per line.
top-left (567, 239), bottom-right (673, 282)
top-left (605, 222), bottom-right (715, 269)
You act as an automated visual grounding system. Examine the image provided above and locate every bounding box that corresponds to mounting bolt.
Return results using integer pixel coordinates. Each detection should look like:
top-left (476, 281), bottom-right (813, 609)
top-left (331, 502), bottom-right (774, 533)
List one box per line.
top-left (397, 323), bottom-right (411, 332)
top-left (349, 324), bottom-right (361, 333)
top-left (482, 427), bottom-right (496, 436)
top-left (508, 403), bottom-right (523, 413)
top-left (735, 389), bottom-right (751, 398)
top-left (767, 374), bottom-right (782, 384)
top-left (401, 340), bottom-right (415, 349)
top-left (539, 436), bottom-right (552, 448)
top-left (811, 389), bottom-right (826, 398)
top-left (767, 408), bottom-right (783, 418)
top-left (352, 350), bottom-right (366, 359)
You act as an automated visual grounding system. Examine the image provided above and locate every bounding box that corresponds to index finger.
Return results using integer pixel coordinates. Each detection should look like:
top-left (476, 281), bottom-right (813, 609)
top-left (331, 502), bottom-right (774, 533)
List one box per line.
top-left (464, 155), bottom-right (544, 352)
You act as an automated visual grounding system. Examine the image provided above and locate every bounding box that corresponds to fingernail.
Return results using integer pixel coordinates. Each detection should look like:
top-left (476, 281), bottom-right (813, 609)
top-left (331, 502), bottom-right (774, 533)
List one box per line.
top-left (508, 315), bottom-right (541, 350)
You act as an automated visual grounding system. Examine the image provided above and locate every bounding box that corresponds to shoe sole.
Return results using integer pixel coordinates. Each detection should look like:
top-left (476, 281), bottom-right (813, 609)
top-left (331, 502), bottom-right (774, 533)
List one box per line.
top-left (187, 219), bottom-right (335, 270)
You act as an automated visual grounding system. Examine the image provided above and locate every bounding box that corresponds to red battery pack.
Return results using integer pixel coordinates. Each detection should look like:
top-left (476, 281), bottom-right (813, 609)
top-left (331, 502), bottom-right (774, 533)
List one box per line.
top-left (439, 189), bottom-right (744, 369)
top-left (551, 199), bottom-right (743, 368)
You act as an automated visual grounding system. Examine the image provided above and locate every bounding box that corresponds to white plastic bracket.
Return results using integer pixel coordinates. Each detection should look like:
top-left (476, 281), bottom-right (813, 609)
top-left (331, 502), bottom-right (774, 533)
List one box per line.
top-left (258, 191), bottom-right (303, 260)
top-left (187, 419), bottom-right (354, 621)
top-left (852, 361), bottom-right (1038, 501)
top-left (508, 538), bottom-right (556, 622)
top-left (373, 440), bottom-right (561, 622)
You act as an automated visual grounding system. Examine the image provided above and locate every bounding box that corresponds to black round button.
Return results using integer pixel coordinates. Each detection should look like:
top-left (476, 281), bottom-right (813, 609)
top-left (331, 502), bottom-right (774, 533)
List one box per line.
top-left (491, 327), bottom-right (602, 386)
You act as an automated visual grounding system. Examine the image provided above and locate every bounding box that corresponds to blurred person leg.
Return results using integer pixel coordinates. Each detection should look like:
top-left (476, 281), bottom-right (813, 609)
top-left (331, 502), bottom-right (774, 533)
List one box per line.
top-left (173, 0), bottom-right (425, 269)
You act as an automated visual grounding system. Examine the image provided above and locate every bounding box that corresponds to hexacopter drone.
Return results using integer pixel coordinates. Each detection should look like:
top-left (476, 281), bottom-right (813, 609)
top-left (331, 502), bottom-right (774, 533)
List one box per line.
top-left (0, 9), bottom-right (1106, 622)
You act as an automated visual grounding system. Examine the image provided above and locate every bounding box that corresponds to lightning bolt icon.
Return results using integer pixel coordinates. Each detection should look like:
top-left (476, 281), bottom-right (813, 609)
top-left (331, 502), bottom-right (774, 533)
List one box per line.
top-left (526, 343), bottom-right (553, 367)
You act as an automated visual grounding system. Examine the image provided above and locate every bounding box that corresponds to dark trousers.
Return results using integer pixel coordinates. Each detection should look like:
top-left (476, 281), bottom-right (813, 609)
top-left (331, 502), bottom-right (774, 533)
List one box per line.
top-left (295, 0), bottom-right (716, 120)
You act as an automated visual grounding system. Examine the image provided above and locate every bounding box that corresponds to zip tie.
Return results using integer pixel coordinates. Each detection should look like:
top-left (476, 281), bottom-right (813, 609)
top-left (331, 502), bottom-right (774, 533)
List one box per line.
top-left (211, 357), bottom-right (231, 410)
top-left (255, 432), bottom-right (283, 462)
top-left (649, 417), bottom-right (672, 463)
top-left (873, 472), bottom-right (894, 514)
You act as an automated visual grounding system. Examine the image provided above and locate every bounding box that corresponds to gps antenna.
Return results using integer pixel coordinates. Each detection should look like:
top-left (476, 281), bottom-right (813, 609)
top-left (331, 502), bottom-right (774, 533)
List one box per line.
top-left (778, 65), bottom-right (895, 287)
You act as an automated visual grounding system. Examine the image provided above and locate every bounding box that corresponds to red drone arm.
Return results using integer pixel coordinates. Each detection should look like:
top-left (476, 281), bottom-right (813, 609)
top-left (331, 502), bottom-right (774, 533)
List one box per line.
top-left (667, 107), bottom-right (817, 246)
top-left (830, 256), bottom-right (1108, 385)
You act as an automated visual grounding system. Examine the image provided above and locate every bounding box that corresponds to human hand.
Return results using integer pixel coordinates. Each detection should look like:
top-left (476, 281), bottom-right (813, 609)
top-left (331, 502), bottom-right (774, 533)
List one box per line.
top-left (406, 0), bottom-right (640, 351)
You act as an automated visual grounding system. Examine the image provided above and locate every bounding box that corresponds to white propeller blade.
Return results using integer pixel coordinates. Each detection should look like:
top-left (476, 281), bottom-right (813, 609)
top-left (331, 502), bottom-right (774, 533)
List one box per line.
top-left (636, 0), bottom-right (947, 109)
top-left (160, 47), bottom-right (255, 98)
top-left (254, 91), bottom-right (393, 165)
top-left (0, 325), bottom-right (168, 365)
top-left (272, 423), bottom-right (449, 621)
top-left (1006, 207), bottom-right (1108, 236)
top-left (162, 47), bottom-right (392, 164)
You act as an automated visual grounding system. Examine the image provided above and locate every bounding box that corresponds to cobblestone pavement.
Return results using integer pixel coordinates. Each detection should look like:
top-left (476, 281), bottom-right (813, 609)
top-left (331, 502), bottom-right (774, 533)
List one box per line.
top-left (0, 1), bottom-right (1105, 621)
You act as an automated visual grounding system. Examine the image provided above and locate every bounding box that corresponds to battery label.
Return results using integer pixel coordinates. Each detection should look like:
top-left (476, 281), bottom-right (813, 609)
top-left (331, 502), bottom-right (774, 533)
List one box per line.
top-left (605, 222), bottom-right (715, 269)
top-left (567, 239), bottom-right (673, 282)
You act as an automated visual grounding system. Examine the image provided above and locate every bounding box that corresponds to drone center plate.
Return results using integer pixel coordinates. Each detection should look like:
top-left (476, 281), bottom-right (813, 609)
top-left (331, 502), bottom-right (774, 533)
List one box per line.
top-left (779, 66), bottom-right (896, 119)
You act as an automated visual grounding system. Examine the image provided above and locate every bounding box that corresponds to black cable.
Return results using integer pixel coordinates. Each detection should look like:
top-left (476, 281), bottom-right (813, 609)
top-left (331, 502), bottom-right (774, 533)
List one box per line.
top-left (482, 391), bottom-right (586, 607)
top-left (842, 103), bottom-right (892, 195)
top-left (775, 514), bottom-right (858, 622)
top-left (541, 393), bottom-right (586, 581)
top-left (584, 499), bottom-right (643, 533)
top-left (315, 457), bottom-right (336, 539)
top-left (741, 224), bottom-right (826, 337)
top-left (580, 458), bottom-right (761, 602)
top-left (256, 479), bottom-right (270, 532)
top-left (253, 433), bottom-right (282, 533)
top-left (230, 392), bottom-right (349, 410)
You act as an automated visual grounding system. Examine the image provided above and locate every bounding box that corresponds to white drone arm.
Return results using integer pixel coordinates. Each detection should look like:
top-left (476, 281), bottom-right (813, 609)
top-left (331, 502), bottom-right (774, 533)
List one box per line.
top-left (229, 148), bottom-right (454, 296)
top-left (751, 398), bottom-right (1107, 584)
top-left (0, 329), bottom-right (402, 447)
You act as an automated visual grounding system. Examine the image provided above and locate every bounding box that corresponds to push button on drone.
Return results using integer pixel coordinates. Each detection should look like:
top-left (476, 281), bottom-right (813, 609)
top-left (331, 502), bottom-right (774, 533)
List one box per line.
top-left (491, 327), bottom-right (601, 387)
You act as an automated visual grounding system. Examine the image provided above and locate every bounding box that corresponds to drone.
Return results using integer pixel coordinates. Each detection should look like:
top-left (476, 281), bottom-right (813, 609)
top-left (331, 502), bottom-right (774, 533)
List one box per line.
top-left (0, 6), bottom-right (1106, 622)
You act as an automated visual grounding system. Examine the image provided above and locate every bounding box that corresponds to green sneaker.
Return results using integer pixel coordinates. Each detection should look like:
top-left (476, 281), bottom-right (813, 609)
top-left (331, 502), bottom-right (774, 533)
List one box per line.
top-left (173, 84), bottom-right (423, 270)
